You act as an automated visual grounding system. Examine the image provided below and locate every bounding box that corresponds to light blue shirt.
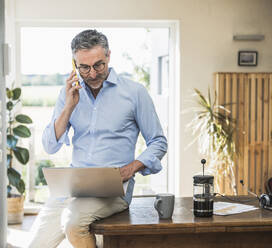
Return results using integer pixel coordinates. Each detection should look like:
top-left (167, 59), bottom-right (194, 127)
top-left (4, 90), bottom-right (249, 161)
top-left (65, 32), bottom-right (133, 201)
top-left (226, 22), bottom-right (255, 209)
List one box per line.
top-left (42, 68), bottom-right (167, 205)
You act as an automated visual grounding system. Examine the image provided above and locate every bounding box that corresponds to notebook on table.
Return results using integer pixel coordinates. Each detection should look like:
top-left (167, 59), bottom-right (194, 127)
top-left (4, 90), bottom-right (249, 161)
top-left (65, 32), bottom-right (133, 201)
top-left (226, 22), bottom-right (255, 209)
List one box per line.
top-left (43, 167), bottom-right (128, 198)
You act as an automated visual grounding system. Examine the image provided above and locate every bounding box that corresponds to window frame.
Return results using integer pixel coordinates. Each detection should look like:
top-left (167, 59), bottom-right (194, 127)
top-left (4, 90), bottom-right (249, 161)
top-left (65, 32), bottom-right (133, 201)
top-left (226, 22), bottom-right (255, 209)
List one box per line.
top-left (15, 20), bottom-right (181, 199)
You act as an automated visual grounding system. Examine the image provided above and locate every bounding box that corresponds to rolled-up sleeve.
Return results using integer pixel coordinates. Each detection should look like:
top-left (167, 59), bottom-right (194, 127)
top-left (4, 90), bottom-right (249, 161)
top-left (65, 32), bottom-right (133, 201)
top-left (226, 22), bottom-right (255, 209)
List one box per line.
top-left (135, 85), bottom-right (168, 176)
top-left (42, 87), bottom-right (71, 154)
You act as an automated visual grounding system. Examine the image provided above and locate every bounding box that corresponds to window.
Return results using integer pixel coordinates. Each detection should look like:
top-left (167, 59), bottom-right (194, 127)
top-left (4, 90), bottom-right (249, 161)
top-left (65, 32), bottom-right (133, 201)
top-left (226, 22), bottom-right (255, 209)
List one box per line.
top-left (20, 27), bottom-right (170, 202)
top-left (158, 55), bottom-right (169, 95)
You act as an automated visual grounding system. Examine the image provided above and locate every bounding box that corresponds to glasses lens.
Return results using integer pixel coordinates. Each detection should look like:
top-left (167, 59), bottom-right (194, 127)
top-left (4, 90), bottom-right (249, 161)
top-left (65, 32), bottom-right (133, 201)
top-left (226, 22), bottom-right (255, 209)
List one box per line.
top-left (79, 66), bottom-right (91, 74)
top-left (93, 63), bottom-right (105, 72)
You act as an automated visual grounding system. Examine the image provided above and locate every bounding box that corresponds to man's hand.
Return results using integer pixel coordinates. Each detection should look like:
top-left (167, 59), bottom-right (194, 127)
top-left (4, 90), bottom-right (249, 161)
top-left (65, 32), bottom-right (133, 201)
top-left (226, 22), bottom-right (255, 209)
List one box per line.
top-left (54, 71), bottom-right (82, 141)
top-left (65, 71), bottom-right (82, 111)
top-left (119, 160), bottom-right (145, 182)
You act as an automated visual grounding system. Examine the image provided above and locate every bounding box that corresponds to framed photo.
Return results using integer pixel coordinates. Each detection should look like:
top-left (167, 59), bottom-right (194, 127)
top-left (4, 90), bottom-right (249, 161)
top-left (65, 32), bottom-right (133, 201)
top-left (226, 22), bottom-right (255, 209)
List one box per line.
top-left (238, 51), bottom-right (258, 66)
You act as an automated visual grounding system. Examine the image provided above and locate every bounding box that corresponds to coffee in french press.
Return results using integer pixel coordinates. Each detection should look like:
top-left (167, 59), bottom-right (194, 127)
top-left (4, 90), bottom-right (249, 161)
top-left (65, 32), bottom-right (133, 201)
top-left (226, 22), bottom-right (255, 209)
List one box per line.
top-left (193, 159), bottom-right (214, 217)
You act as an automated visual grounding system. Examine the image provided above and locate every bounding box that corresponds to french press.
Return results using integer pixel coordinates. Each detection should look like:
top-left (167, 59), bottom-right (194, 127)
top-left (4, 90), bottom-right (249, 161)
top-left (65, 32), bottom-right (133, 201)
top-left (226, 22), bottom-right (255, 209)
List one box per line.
top-left (193, 159), bottom-right (214, 217)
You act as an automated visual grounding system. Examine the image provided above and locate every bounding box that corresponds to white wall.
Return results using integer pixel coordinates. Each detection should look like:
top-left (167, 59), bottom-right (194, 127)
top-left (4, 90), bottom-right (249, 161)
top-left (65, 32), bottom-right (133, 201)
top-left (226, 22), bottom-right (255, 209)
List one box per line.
top-left (0, 0), bottom-right (7, 246)
top-left (12, 0), bottom-right (272, 196)
top-left (5, 0), bottom-right (16, 87)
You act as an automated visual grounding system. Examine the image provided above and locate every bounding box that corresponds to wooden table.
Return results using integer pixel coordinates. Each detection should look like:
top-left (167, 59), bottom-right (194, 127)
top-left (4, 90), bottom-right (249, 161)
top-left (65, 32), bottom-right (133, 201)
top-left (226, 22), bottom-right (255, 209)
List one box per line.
top-left (91, 196), bottom-right (272, 248)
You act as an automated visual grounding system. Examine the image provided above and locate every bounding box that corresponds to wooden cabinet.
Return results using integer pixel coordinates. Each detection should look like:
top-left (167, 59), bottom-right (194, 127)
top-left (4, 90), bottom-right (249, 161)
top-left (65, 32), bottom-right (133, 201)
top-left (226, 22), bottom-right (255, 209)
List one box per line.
top-left (214, 73), bottom-right (272, 195)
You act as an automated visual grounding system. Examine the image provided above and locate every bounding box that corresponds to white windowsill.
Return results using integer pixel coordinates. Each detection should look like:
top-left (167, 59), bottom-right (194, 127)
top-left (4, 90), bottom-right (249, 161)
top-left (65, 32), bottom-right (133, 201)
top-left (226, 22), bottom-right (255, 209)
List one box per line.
top-left (24, 201), bottom-right (44, 215)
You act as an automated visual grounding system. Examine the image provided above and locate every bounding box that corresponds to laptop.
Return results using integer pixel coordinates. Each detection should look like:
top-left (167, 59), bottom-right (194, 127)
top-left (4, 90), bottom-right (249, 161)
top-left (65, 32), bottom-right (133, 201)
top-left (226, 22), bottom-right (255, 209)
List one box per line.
top-left (43, 167), bottom-right (128, 198)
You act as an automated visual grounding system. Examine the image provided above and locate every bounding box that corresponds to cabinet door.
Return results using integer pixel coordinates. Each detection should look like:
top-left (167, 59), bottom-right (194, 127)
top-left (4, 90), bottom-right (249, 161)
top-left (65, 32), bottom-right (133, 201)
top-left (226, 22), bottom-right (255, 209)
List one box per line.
top-left (215, 72), bottom-right (272, 195)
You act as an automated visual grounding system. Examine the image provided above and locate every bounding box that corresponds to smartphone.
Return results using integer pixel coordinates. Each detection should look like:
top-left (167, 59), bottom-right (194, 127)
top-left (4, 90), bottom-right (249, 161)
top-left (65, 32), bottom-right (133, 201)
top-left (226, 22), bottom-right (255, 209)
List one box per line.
top-left (72, 59), bottom-right (83, 86)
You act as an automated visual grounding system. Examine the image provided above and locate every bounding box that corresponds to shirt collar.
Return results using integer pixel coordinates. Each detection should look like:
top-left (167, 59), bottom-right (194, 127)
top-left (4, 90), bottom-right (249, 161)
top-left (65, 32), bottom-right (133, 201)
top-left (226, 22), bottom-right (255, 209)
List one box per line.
top-left (105, 67), bottom-right (118, 85)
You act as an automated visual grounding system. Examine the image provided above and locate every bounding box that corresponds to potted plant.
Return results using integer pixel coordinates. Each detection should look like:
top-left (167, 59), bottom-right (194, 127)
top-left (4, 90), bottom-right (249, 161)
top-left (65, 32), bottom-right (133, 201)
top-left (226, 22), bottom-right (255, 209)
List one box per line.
top-left (6, 85), bottom-right (33, 224)
top-left (187, 88), bottom-right (237, 194)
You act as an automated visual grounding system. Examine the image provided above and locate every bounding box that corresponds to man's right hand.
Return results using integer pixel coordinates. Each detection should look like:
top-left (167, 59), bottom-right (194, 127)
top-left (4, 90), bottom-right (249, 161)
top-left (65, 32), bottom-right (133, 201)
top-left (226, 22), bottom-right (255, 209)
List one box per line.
top-left (54, 71), bottom-right (82, 141)
top-left (65, 71), bottom-right (82, 110)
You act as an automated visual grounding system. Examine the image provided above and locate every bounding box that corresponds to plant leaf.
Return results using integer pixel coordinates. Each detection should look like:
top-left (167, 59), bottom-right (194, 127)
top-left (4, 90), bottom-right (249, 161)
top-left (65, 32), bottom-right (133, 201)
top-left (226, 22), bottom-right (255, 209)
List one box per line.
top-left (208, 87), bottom-right (211, 106)
top-left (6, 101), bottom-right (13, 111)
top-left (7, 168), bottom-right (25, 195)
top-left (13, 146), bottom-right (29, 164)
top-left (15, 114), bottom-right (33, 124)
top-left (13, 125), bottom-right (31, 138)
top-left (189, 88), bottom-right (237, 193)
top-left (7, 135), bottom-right (18, 148)
top-left (12, 88), bottom-right (21, 100)
top-left (7, 167), bottom-right (21, 187)
top-left (6, 154), bottom-right (12, 168)
top-left (7, 185), bottom-right (12, 197)
top-left (17, 179), bottom-right (25, 195)
top-left (6, 88), bottom-right (13, 99)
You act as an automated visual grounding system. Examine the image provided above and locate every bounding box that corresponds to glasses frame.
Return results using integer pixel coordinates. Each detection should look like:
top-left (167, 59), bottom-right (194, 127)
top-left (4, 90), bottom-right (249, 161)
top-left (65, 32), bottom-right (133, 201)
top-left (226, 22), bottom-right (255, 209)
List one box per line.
top-left (75, 60), bottom-right (106, 74)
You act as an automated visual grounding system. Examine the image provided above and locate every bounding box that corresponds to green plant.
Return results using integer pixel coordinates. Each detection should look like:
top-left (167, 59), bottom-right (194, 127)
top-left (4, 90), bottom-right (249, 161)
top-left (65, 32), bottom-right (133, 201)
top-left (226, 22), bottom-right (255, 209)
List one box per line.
top-left (6, 85), bottom-right (33, 197)
top-left (123, 52), bottom-right (150, 90)
top-left (35, 159), bottom-right (55, 186)
top-left (187, 88), bottom-right (237, 194)
top-left (22, 98), bottom-right (43, 107)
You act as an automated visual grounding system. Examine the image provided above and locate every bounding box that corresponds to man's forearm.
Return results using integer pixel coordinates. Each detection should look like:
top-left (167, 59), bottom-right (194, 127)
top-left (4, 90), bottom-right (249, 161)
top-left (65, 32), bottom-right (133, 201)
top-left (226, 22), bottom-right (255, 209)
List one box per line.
top-left (54, 107), bottom-right (73, 141)
top-left (133, 160), bottom-right (145, 173)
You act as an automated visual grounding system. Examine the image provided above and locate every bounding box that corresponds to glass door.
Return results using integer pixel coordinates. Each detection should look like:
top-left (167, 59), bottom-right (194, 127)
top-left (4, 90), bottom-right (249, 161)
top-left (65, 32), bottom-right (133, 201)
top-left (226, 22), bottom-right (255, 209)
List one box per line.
top-left (20, 26), bottom-right (170, 201)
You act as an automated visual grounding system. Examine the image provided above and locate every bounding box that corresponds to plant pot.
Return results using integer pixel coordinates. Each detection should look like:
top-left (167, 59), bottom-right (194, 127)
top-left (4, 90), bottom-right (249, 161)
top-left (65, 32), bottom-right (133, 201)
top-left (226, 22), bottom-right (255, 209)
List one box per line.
top-left (7, 195), bottom-right (24, 224)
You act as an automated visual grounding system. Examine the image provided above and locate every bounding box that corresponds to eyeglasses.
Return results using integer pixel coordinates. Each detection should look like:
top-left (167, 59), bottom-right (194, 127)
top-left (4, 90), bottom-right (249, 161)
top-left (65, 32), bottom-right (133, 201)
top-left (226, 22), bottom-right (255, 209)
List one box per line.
top-left (77, 62), bottom-right (106, 74)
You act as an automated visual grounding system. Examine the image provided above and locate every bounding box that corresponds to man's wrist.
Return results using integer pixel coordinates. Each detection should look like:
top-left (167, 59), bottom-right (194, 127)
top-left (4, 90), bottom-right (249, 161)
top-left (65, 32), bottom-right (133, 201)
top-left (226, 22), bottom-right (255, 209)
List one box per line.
top-left (63, 104), bottom-right (75, 115)
top-left (132, 160), bottom-right (145, 173)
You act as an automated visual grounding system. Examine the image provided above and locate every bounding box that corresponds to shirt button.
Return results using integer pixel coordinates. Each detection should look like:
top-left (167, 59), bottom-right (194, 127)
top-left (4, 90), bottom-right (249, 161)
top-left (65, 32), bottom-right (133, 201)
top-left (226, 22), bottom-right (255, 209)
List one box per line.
top-left (94, 107), bottom-right (97, 110)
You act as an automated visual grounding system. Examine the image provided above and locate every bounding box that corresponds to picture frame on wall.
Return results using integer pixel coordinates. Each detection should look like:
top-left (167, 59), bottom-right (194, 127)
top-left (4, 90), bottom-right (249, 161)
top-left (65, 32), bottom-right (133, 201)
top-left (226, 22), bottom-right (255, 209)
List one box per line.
top-left (238, 51), bottom-right (258, 66)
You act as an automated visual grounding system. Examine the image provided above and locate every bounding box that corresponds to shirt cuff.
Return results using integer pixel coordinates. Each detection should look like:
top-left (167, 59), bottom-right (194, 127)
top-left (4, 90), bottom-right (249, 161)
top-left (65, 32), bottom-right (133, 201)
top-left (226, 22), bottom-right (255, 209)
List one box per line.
top-left (136, 152), bottom-right (162, 176)
top-left (50, 119), bottom-right (70, 146)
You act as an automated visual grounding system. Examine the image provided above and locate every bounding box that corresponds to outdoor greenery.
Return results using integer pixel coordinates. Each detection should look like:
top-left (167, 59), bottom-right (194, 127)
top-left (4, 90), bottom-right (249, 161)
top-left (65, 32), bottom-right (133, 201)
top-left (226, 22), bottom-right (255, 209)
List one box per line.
top-left (22, 73), bottom-right (68, 86)
top-left (35, 159), bottom-right (55, 186)
top-left (187, 88), bottom-right (237, 194)
top-left (22, 98), bottom-right (56, 107)
top-left (6, 85), bottom-right (33, 196)
top-left (122, 52), bottom-right (150, 90)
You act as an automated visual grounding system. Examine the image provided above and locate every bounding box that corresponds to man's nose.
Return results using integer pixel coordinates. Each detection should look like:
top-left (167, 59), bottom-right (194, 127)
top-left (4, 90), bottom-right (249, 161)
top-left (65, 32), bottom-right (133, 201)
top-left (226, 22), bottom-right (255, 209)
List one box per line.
top-left (89, 67), bottom-right (97, 77)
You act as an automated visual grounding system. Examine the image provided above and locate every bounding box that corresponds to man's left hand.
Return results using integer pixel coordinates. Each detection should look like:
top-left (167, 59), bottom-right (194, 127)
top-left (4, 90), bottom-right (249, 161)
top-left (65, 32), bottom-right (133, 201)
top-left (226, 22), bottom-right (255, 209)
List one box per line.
top-left (119, 160), bottom-right (145, 182)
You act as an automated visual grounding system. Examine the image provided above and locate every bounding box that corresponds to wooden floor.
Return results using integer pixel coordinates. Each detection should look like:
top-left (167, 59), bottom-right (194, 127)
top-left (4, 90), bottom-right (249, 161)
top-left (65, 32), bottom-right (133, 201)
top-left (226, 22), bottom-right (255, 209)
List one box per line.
top-left (8, 214), bottom-right (36, 231)
top-left (7, 215), bottom-right (37, 248)
top-left (7, 214), bottom-right (103, 248)
top-left (7, 215), bottom-right (74, 248)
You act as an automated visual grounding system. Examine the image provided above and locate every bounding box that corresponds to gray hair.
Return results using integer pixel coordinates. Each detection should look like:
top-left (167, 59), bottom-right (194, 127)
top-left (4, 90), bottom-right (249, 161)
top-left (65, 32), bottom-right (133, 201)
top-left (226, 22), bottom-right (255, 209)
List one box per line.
top-left (71, 29), bottom-right (109, 56)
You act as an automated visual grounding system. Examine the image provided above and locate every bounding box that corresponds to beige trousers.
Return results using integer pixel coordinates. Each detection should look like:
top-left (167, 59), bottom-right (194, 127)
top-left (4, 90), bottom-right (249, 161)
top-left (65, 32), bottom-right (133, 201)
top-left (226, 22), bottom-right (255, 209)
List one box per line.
top-left (28, 196), bottom-right (128, 248)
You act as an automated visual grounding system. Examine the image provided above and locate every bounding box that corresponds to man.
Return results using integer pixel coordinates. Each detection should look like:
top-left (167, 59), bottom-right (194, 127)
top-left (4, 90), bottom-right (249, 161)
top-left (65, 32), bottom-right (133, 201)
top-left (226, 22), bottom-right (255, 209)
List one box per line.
top-left (28, 29), bottom-right (167, 248)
